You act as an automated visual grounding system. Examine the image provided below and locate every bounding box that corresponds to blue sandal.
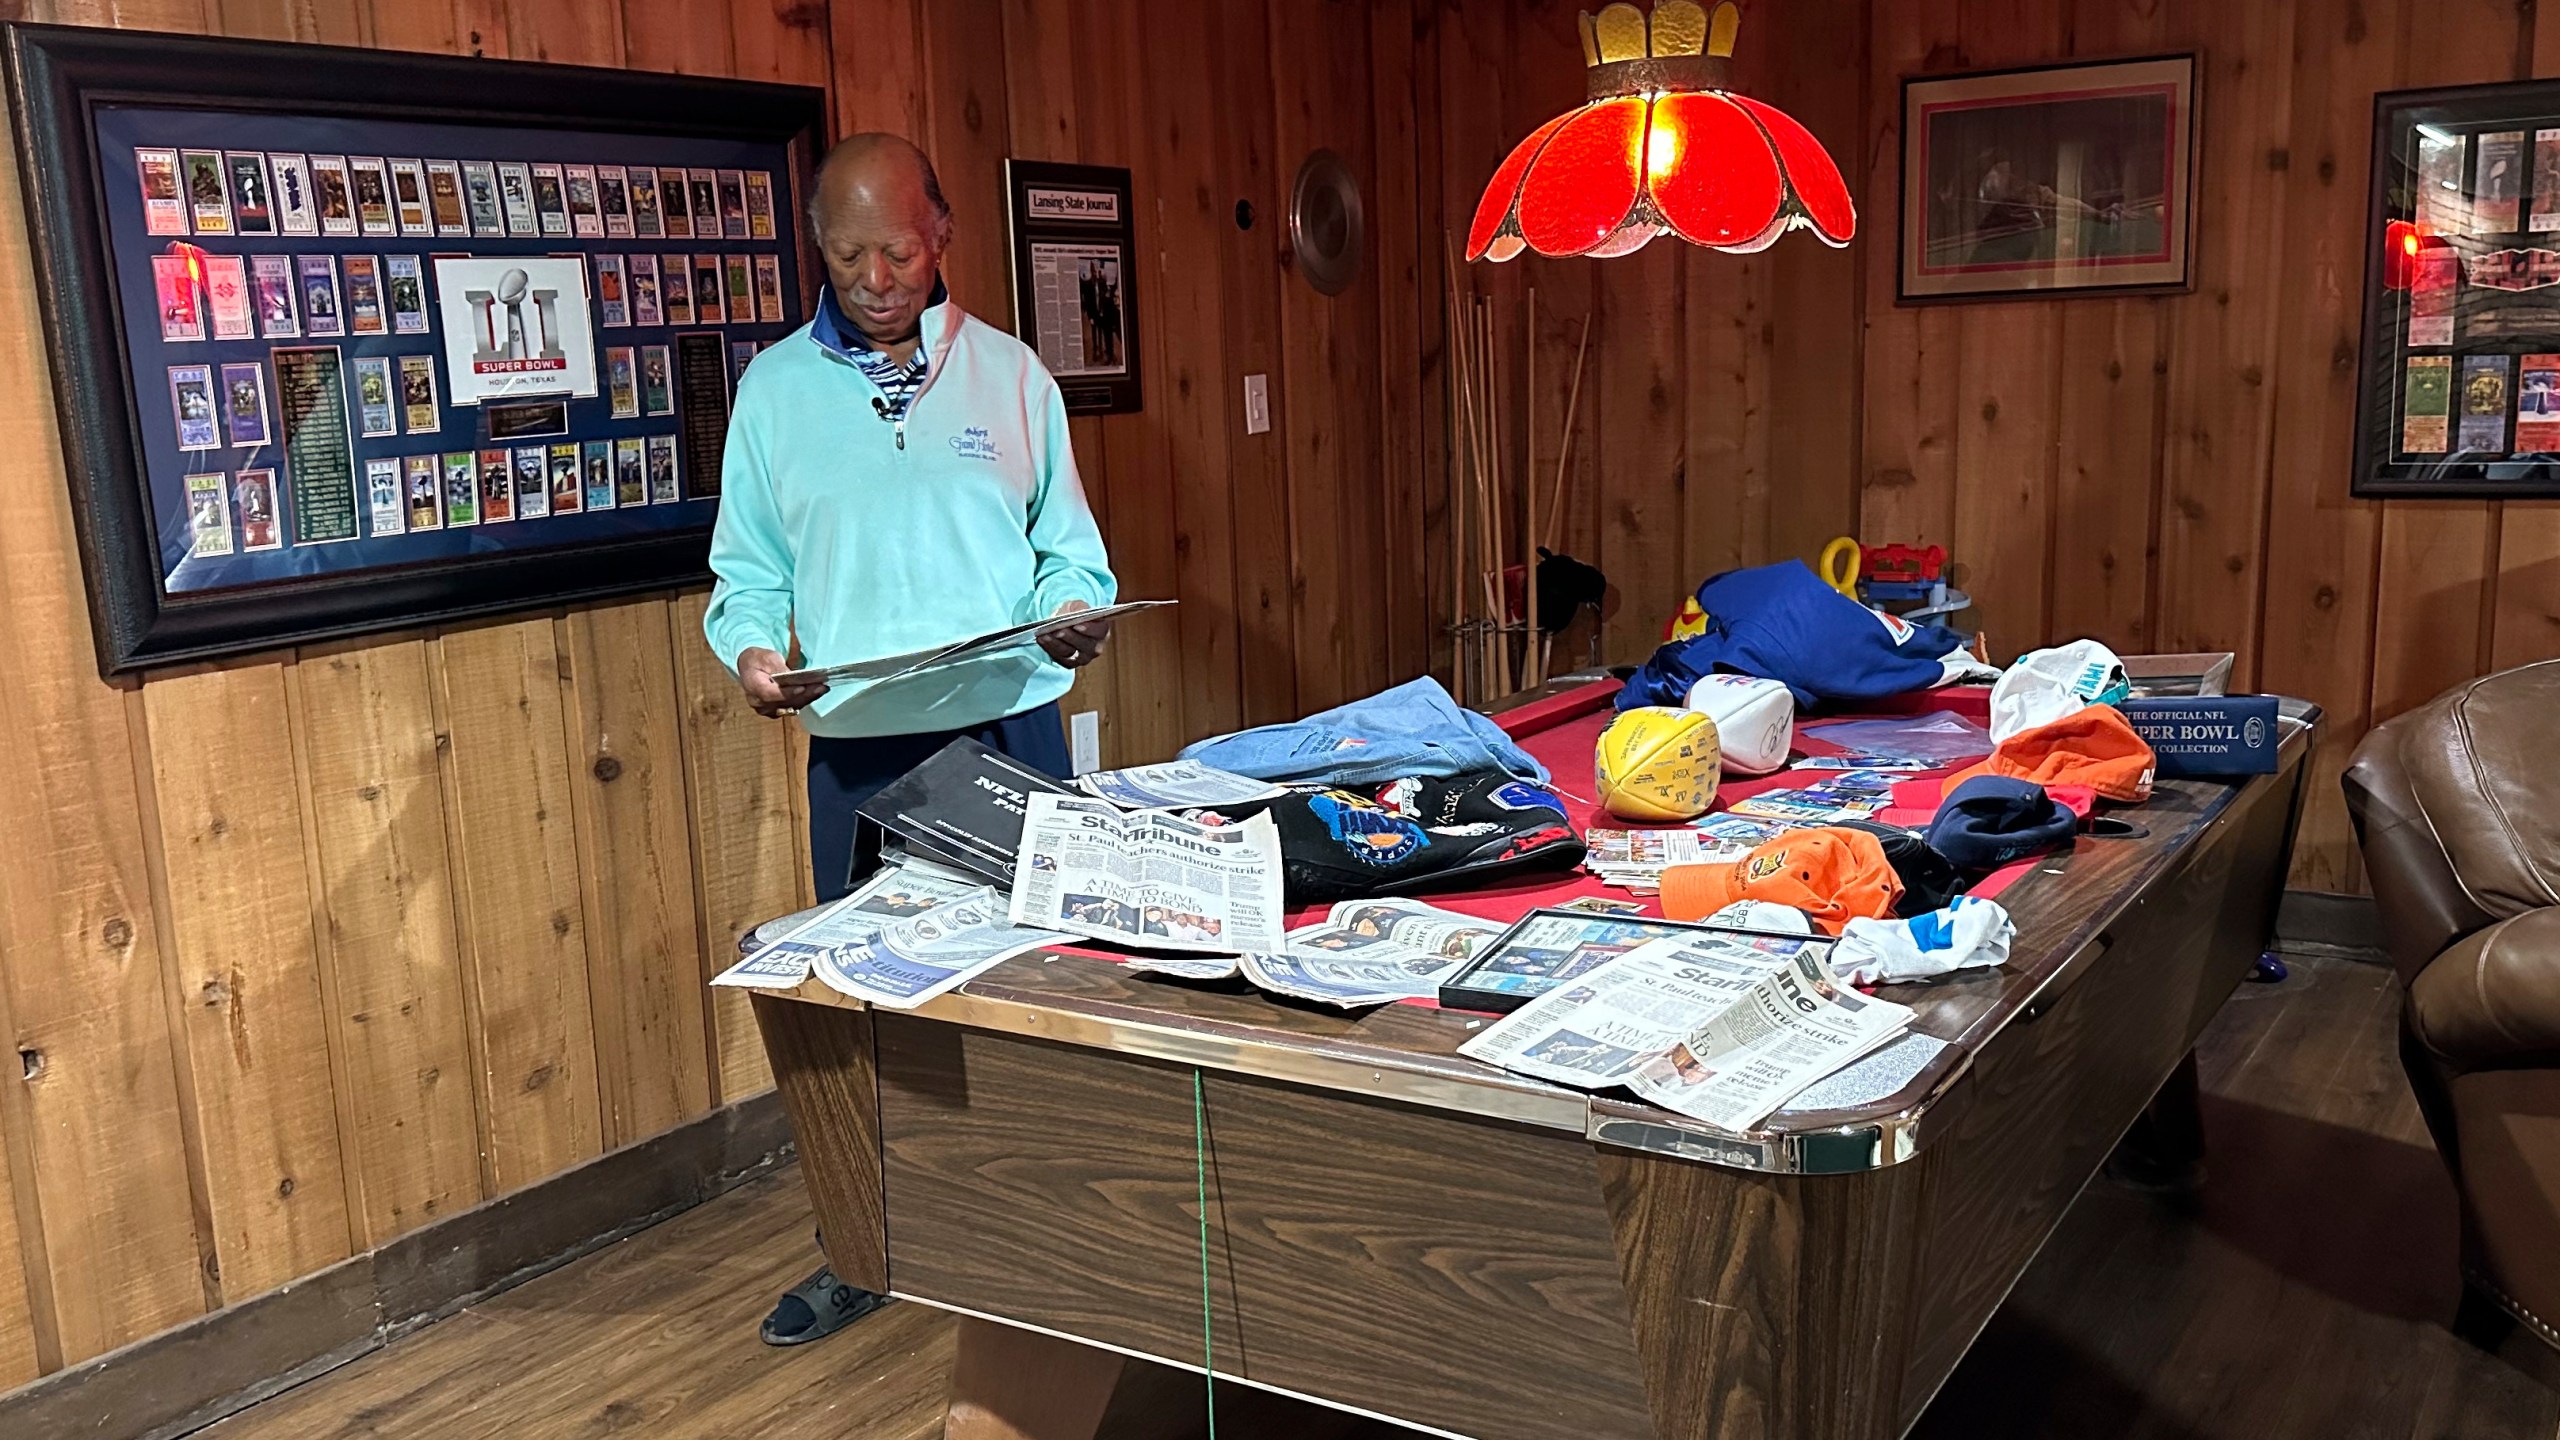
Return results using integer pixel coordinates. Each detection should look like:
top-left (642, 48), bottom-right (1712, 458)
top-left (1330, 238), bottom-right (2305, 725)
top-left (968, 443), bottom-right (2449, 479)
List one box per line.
top-left (759, 1265), bottom-right (890, 1347)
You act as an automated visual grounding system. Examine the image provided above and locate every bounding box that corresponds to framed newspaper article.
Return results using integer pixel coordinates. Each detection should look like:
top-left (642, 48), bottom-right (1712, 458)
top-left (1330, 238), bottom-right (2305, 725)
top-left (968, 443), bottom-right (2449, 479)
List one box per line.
top-left (2354, 77), bottom-right (2560, 497)
top-left (5, 22), bottom-right (823, 673)
top-left (1002, 159), bottom-right (1141, 415)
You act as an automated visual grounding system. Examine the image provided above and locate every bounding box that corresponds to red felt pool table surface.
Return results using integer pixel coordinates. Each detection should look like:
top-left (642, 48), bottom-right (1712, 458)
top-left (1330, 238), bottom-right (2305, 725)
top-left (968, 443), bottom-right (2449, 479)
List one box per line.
top-left (1285, 676), bottom-right (2024, 935)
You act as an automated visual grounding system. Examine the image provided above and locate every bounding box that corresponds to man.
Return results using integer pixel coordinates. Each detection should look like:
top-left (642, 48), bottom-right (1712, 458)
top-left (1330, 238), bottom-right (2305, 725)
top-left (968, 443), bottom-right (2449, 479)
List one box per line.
top-left (1097, 269), bottom-right (1122, 366)
top-left (705, 133), bottom-right (1117, 1347)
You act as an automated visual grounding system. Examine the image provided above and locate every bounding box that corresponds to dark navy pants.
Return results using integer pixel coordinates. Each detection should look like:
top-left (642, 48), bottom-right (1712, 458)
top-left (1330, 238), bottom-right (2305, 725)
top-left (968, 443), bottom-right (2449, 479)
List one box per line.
top-left (805, 701), bottom-right (1070, 902)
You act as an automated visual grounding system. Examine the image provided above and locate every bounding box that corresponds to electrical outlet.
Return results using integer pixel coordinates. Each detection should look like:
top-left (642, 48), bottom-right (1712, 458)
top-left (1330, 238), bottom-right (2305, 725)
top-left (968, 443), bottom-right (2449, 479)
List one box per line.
top-left (1244, 373), bottom-right (1270, 435)
top-left (1069, 709), bottom-right (1100, 775)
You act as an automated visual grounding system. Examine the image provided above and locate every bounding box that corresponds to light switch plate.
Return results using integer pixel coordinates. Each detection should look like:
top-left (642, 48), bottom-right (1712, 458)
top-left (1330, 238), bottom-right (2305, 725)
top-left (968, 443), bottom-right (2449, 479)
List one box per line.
top-left (1244, 373), bottom-right (1270, 435)
top-left (1069, 709), bottom-right (1100, 775)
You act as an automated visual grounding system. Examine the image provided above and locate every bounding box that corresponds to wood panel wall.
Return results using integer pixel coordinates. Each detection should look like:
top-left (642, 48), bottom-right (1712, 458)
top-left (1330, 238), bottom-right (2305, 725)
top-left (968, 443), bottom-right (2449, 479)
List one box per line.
top-left (1845, 0), bottom-right (2560, 891)
top-left (0, 0), bottom-right (828, 1388)
top-left (0, 0), bottom-right (1488, 1396)
top-left (1504, 0), bottom-right (2560, 894)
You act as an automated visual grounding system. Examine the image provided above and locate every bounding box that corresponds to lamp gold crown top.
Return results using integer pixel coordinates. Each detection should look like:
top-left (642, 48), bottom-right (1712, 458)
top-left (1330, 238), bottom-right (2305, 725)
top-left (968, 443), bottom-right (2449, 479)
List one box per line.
top-left (1579, 0), bottom-right (1740, 67)
top-left (1579, 1), bottom-right (1739, 100)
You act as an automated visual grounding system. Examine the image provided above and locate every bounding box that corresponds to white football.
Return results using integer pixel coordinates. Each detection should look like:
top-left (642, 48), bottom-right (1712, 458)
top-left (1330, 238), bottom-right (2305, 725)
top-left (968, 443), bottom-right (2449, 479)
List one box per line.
top-left (1682, 673), bottom-right (1795, 774)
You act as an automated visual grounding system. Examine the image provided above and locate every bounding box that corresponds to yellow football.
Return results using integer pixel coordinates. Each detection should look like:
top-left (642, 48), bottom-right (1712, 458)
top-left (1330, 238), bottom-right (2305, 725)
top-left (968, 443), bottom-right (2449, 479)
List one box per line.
top-left (1595, 706), bottom-right (1723, 822)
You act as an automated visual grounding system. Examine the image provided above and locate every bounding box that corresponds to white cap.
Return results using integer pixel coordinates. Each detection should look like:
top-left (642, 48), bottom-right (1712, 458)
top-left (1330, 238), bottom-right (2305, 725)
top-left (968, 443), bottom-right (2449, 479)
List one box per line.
top-left (1989, 640), bottom-right (2130, 743)
top-left (1706, 900), bottom-right (1815, 934)
top-left (1682, 673), bottom-right (1795, 774)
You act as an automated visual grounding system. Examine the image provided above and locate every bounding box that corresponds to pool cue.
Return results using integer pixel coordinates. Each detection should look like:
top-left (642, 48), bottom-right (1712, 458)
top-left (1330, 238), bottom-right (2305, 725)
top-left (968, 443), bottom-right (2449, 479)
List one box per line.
top-left (1525, 286), bottom-right (1540, 686)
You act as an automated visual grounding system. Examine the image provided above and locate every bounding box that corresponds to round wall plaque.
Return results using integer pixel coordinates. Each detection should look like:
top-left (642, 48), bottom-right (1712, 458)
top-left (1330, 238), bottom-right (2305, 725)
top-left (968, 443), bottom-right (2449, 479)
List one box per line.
top-left (1289, 148), bottom-right (1364, 296)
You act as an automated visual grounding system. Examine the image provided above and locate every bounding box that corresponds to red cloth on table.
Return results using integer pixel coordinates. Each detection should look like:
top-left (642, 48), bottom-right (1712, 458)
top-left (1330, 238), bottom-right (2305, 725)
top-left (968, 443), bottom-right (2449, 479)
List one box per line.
top-left (1067, 683), bottom-right (2054, 1003)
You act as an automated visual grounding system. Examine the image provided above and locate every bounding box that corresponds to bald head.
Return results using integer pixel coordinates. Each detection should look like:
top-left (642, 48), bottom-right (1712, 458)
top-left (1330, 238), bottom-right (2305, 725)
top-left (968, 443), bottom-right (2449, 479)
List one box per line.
top-left (811, 134), bottom-right (954, 350)
top-left (811, 134), bottom-right (951, 242)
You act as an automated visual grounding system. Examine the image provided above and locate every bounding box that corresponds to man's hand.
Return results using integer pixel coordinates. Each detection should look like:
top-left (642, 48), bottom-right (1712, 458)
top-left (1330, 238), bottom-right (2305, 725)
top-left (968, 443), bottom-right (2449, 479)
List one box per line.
top-left (737, 646), bottom-right (829, 719)
top-left (1038, 599), bottom-right (1114, 669)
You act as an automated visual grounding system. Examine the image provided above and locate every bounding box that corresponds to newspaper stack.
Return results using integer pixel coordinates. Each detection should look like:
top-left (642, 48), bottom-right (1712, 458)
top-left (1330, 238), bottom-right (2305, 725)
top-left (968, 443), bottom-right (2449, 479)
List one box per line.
top-left (711, 860), bottom-right (1065, 1009)
top-left (1077, 759), bottom-right (1283, 810)
top-left (812, 894), bottom-right (1070, 1007)
top-left (1584, 815), bottom-right (1791, 891)
top-left (1458, 929), bottom-right (1912, 1133)
top-left (1009, 792), bottom-right (1286, 954)
top-left (1236, 898), bottom-right (1509, 1008)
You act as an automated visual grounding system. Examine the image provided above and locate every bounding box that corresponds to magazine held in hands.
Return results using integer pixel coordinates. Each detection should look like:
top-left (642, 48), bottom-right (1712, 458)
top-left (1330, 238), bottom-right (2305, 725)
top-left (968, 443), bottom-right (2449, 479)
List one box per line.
top-left (772, 599), bottom-right (1175, 691)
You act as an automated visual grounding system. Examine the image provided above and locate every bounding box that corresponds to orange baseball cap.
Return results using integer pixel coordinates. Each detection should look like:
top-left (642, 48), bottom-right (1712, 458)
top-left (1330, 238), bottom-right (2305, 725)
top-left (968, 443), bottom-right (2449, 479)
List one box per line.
top-left (1659, 826), bottom-right (1905, 936)
top-left (1945, 703), bottom-right (2155, 803)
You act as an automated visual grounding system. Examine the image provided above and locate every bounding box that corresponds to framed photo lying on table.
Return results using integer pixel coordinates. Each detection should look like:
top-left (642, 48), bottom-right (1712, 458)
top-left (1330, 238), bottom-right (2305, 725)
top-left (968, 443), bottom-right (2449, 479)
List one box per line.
top-left (5, 22), bottom-right (822, 674)
top-left (1899, 54), bottom-right (2199, 303)
top-left (1438, 908), bottom-right (1835, 1015)
top-left (2352, 77), bottom-right (2560, 497)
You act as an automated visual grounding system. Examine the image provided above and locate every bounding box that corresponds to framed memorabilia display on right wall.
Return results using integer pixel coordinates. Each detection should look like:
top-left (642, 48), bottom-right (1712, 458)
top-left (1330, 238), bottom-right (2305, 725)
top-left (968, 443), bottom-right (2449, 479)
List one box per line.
top-left (2356, 79), bottom-right (2560, 497)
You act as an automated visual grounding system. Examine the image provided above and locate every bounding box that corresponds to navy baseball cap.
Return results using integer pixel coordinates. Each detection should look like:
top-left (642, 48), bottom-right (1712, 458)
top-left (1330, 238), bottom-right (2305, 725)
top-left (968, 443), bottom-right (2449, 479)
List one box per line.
top-left (1925, 776), bottom-right (2077, 873)
top-left (1834, 819), bottom-right (1959, 918)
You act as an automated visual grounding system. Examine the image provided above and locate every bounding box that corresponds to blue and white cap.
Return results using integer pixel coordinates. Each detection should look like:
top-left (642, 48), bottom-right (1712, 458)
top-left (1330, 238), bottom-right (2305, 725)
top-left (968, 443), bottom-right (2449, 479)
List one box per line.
top-left (1988, 639), bottom-right (2130, 743)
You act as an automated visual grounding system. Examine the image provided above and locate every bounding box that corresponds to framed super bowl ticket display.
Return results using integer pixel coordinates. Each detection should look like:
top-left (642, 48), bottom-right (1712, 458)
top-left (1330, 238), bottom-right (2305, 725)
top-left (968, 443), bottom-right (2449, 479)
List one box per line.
top-left (2353, 77), bottom-right (2560, 497)
top-left (4, 23), bottom-right (822, 673)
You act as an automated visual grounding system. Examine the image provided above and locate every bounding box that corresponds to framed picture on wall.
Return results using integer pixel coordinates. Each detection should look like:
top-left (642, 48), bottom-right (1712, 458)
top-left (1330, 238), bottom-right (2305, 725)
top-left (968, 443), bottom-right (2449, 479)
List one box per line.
top-left (1899, 54), bottom-right (2199, 303)
top-left (4, 22), bottom-right (824, 675)
top-left (1001, 159), bottom-right (1141, 415)
top-left (2352, 78), bottom-right (2560, 497)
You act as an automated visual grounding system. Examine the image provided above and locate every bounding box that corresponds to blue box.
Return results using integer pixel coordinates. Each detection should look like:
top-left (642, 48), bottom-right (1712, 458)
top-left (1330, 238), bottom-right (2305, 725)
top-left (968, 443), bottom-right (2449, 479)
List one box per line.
top-left (2119, 696), bottom-right (2280, 777)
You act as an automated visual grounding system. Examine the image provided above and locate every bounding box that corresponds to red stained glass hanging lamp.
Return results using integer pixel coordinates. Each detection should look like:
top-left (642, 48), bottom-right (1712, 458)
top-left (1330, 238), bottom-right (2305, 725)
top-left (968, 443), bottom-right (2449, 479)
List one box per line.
top-left (1466, 0), bottom-right (1855, 262)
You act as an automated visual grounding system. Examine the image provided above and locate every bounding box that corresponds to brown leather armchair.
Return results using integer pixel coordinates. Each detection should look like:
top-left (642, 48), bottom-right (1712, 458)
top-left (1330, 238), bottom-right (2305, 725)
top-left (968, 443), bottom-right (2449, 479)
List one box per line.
top-left (2345, 658), bottom-right (2560, 1357)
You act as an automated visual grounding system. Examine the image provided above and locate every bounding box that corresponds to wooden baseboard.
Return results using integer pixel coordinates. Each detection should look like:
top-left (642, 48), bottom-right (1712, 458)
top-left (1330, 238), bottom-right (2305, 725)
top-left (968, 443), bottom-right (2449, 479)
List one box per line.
top-left (2274, 889), bottom-right (2387, 963)
top-left (0, 1090), bottom-right (792, 1440)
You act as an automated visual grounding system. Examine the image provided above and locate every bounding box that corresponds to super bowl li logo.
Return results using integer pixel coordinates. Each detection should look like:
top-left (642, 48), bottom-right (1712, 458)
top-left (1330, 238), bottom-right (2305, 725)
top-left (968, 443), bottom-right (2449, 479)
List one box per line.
top-left (463, 266), bottom-right (568, 376)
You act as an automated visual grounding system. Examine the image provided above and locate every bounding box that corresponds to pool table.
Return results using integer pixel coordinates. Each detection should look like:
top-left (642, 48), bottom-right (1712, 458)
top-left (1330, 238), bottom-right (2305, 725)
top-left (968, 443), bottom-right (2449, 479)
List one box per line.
top-left (745, 677), bottom-right (2317, 1440)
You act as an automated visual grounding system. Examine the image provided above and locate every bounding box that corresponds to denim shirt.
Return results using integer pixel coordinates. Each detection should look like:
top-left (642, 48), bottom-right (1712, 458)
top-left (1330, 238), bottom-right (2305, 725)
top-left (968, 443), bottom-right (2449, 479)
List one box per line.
top-left (1179, 678), bottom-right (1551, 786)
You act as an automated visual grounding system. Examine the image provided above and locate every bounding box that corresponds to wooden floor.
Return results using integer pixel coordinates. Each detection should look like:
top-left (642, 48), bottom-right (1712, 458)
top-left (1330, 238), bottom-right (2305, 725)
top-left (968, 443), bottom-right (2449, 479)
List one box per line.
top-left (205, 953), bottom-right (2559, 1440)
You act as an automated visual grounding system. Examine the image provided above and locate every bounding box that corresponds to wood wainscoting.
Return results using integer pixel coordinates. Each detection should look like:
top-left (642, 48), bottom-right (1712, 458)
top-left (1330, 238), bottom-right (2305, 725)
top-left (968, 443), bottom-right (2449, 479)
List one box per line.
top-left (0, 0), bottom-right (1596, 1396)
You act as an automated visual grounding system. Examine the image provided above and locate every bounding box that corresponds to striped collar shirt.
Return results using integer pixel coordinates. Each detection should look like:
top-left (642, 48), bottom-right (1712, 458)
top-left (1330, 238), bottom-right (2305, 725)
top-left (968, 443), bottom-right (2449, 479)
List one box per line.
top-left (848, 344), bottom-right (927, 419)
top-left (813, 279), bottom-right (945, 422)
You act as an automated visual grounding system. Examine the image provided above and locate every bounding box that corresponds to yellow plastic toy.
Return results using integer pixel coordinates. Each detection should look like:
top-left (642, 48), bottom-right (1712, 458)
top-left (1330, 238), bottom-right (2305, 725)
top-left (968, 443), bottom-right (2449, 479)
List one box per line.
top-left (1817, 535), bottom-right (1861, 600)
